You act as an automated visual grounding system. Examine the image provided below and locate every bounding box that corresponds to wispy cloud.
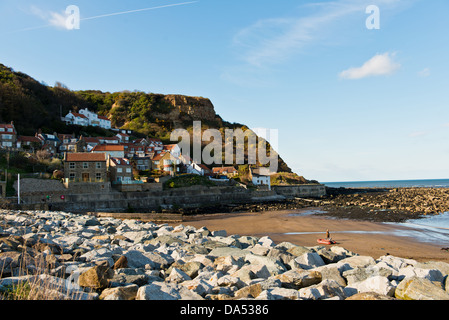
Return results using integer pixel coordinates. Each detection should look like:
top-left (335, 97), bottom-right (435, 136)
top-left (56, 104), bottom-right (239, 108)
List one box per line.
top-left (418, 68), bottom-right (431, 77)
top-left (339, 52), bottom-right (401, 80)
top-left (17, 2), bottom-right (198, 32)
top-left (231, 0), bottom-right (401, 68)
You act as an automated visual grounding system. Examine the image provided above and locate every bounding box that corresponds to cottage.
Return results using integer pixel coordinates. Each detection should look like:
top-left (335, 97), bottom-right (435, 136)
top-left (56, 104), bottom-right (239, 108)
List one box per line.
top-left (152, 151), bottom-right (180, 173)
top-left (63, 109), bottom-right (111, 129)
top-left (17, 135), bottom-right (41, 152)
top-left (63, 112), bottom-right (89, 127)
top-left (131, 156), bottom-right (152, 171)
top-left (212, 166), bottom-right (238, 177)
top-left (64, 152), bottom-right (107, 182)
top-left (116, 132), bottom-right (129, 143)
top-left (163, 144), bottom-right (181, 158)
top-left (108, 157), bottom-right (133, 184)
top-left (0, 122), bottom-right (17, 148)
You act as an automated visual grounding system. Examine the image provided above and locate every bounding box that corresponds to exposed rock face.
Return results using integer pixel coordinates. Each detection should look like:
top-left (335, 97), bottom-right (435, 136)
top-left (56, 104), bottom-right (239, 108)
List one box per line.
top-left (162, 95), bottom-right (219, 123)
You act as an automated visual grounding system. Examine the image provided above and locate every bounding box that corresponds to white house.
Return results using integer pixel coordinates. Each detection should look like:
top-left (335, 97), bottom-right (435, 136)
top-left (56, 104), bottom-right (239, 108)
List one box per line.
top-left (63, 112), bottom-right (89, 127)
top-left (252, 173), bottom-right (271, 190)
top-left (63, 108), bottom-right (111, 129)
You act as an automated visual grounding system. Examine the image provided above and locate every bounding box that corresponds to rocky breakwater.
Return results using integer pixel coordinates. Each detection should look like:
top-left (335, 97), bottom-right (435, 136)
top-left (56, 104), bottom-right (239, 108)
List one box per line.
top-left (320, 187), bottom-right (449, 220)
top-left (1, 209), bottom-right (449, 300)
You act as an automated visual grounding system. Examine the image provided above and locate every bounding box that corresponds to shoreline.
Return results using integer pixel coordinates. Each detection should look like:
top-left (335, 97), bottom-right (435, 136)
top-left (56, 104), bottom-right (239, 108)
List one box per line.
top-left (182, 207), bottom-right (449, 263)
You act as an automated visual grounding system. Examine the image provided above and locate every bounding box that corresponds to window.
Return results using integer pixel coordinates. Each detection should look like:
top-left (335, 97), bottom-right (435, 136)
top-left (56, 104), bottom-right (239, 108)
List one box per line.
top-left (126, 168), bottom-right (131, 173)
top-left (83, 162), bottom-right (89, 169)
top-left (2, 135), bottom-right (12, 140)
top-left (117, 168), bottom-right (122, 173)
top-left (96, 173), bottom-right (102, 181)
top-left (69, 173), bottom-right (76, 180)
top-left (0, 128), bottom-right (4, 132)
top-left (69, 162), bottom-right (75, 169)
top-left (96, 162), bottom-right (102, 169)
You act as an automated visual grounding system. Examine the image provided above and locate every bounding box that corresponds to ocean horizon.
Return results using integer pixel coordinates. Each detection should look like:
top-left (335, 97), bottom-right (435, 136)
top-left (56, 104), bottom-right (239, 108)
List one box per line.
top-left (322, 178), bottom-right (449, 189)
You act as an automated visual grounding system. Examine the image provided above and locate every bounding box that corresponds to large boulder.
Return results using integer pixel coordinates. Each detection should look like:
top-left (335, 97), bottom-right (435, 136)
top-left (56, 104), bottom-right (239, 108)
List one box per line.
top-left (395, 277), bottom-right (449, 300)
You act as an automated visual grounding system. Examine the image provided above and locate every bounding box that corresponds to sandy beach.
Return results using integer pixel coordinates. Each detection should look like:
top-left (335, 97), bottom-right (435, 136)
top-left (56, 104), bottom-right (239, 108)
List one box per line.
top-left (182, 208), bottom-right (449, 263)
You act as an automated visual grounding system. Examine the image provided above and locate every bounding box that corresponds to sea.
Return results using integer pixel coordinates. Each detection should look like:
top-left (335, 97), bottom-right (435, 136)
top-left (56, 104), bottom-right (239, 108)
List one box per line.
top-left (323, 178), bottom-right (449, 189)
top-left (319, 179), bottom-right (449, 246)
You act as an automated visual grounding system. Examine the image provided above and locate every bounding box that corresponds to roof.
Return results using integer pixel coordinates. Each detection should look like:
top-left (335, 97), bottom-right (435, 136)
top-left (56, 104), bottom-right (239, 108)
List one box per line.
top-left (82, 137), bottom-right (100, 143)
top-left (92, 145), bottom-right (124, 152)
top-left (212, 166), bottom-right (237, 174)
top-left (152, 151), bottom-right (166, 161)
top-left (70, 112), bottom-right (88, 119)
top-left (0, 123), bottom-right (16, 131)
top-left (18, 136), bottom-right (40, 143)
top-left (65, 153), bottom-right (106, 162)
top-left (164, 144), bottom-right (178, 150)
top-left (98, 115), bottom-right (110, 121)
top-left (110, 157), bottom-right (131, 166)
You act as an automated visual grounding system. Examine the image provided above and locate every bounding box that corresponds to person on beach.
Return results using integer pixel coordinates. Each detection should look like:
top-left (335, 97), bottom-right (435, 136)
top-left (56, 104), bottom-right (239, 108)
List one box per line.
top-left (326, 229), bottom-right (330, 240)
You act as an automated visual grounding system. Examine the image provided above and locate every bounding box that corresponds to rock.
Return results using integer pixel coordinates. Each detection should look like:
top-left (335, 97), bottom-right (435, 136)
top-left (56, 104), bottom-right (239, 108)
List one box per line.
top-left (79, 262), bottom-right (114, 290)
top-left (343, 265), bottom-right (394, 285)
top-left (256, 287), bottom-right (302, 300)
top-left (217, 275), bottom-right (245, 288)
top-left (166, 268), bottom-right (191, 283)
top-left (100, 284), bottom-right (139, 300)
top-left (245, 254), bottom-right (287, 276)
top-left (395, 277), bottom-right (449, 300)
top-left (337, 255), bottom-right (376, 272)
top-left (274, 269), bottom-right (322, 290)
top-left (209, 247), bottom-right (246, 258)
top-left (345, 276), bottom-right (396, 297)
top-left (234, 283), bottom-right (263, 299)
top-left (312, 265), bottom-right (346, 287)
top-left (257, 236), bottom-right (276, 248)
top-left (299, 279), bottom-right (347, 300)
top-left (292, 252), bottom-right (325, 270)
top-left (136, 282), bottom-right (203, 300)
top-left (397, 266), bottom-right (445, 284)
top-left (181, 279), bottom-right (214, 297)
top-left (286, 245), bottom-right (313, 257)
top-left (346, 292), bottom-right (397, 300)
top-left (211, 230), bottom-right (227, 237)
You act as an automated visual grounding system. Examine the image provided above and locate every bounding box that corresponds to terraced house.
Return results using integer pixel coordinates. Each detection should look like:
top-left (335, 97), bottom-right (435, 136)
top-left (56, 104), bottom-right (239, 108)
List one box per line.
top-left (64, 152), bottom-right (107, 182)
top-left (0, 122), bottom-right (17, 148)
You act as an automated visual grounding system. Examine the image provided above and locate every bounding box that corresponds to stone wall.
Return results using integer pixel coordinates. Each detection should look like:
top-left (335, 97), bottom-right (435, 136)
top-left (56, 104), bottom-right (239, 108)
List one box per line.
top-left (14, 178), bottom-right (326, 213)
top-left (272, 184), bottom-right (326, 198)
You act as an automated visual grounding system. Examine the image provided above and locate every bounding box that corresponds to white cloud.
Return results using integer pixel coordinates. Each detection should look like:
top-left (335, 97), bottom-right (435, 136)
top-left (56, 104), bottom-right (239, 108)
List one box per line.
top-left (231, 0), bottom-right (403, 68)
top-left (339, 52), bottom-right (401, 80)
top-left (418, 68), bottom-right (431, 77)
top-left (29, 5), bottom-right (70, 30)
top-left (409, 131), bottom-right (427, 138)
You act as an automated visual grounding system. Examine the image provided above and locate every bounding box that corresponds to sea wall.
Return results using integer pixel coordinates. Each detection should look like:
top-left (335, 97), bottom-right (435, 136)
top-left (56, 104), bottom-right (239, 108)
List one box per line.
top-left (13, 179), bottom-right (326, 212)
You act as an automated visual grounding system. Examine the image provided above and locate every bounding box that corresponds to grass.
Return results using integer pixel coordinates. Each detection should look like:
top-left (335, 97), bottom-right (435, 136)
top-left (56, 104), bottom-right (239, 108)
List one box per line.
top-left (0, 244), bottom-right (96, 300)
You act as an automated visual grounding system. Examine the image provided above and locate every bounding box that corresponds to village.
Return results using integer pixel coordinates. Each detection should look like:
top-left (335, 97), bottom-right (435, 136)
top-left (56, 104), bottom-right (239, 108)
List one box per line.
top-left (0, 108), bottom-right (272, 200)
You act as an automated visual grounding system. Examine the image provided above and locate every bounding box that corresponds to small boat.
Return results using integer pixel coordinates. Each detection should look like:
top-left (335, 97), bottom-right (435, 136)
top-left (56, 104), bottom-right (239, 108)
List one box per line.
top-left (317, 238), bottom-right (336, 245)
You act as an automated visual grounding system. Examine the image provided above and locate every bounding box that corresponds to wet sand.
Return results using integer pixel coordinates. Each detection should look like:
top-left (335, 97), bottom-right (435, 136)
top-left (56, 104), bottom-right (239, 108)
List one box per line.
top-left (182, 209), bottom-right (449, 263)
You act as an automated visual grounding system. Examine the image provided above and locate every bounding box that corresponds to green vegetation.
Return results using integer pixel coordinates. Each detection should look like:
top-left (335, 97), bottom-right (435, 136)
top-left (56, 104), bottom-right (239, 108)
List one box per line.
top-left (164, 174), bottom-right (216, 189)
top-left (270, 172), bottom-right (309, 186)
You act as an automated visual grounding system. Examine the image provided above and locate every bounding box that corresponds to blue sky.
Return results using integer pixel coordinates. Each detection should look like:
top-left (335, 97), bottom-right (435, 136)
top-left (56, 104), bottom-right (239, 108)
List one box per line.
top-left (1, 0), bottom-right (448, 182)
